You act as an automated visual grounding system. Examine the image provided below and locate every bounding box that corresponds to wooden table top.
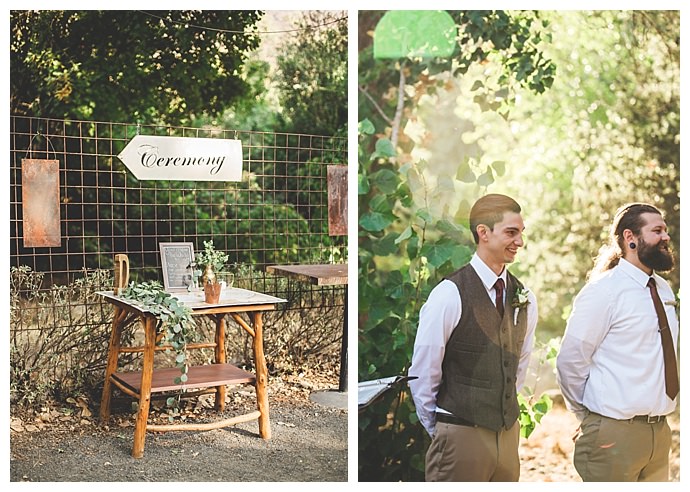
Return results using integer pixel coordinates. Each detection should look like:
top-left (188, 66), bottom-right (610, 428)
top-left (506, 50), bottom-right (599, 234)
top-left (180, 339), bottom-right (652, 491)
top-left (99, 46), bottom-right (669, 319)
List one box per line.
top-left (97, 288), bottom-right (286, 314)
top-left (266, 264), bottom-right (348, 286)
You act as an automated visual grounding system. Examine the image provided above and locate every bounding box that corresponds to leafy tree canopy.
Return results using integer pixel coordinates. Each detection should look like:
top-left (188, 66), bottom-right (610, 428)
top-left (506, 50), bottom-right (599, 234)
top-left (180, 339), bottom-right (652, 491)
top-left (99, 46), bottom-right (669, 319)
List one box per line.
top-left (274, 11), bottom-right (347, 136)
top-left (10, 10), bottom-right (264, 125)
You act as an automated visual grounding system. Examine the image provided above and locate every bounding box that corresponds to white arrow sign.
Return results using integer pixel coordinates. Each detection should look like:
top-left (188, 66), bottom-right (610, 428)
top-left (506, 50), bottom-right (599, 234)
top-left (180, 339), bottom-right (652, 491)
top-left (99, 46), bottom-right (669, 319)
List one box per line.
top-left (117, 135), bottom-right (243, 181)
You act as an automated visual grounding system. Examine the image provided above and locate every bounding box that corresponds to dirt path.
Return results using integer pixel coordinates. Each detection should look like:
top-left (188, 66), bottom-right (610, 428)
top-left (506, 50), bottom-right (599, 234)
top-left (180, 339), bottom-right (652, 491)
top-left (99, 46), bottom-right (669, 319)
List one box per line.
top-left (9, 379), bottom-right (679, 482)
top-left (10, 375), bottom-right (348, 482)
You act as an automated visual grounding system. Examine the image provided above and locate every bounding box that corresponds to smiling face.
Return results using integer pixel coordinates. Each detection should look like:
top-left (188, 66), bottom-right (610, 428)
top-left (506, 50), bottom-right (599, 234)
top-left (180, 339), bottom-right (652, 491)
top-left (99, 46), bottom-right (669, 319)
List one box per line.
top-left (476, 211), bottom-right (525, 274)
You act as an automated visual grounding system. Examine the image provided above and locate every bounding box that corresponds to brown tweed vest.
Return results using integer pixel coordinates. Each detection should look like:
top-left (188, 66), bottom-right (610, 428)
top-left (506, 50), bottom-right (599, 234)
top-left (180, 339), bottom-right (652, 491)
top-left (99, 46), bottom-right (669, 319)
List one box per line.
top-left (436, 264), bottom-right (528, 431)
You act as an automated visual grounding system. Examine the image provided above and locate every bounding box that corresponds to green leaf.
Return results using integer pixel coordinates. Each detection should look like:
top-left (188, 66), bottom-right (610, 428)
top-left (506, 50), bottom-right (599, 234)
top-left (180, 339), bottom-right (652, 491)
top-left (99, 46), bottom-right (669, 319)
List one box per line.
top-left (415, 208), bottom-right (432, 223)
top-left (477, 167), bottom-right (494, 186)
top-left (371, 233), bottom-right (398, 256)
top-left (421, 240), bottom-right (456, 268)
top-left (358, 173), bottom-right (370, 195)
top-left (395, 226), bottom-right (413, 245)
top-left (456, 162), bottom-right (476, 183)
top-left (371, 138), bottom-right (396, 159)
top-left (368, 194), bottom-right (392, 213)
top-left (359, 118), bottom-right (375, 135)
top-left (371, 169), bottom-right (399, 194)
top-left (360, 211), bottom-right (394, 232)
top-left (491, 160), bottom-right (506, 176)
top-left (470, 80), bottom-right (484, 91)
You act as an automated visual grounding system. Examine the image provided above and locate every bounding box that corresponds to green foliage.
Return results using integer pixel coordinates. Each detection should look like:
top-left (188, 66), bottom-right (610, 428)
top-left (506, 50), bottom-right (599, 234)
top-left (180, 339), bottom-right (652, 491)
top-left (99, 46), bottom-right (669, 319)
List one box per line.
top-left (191, 240), bottom-right (230, 286)
top-left (518, 337), bottom-right (559, 439)
top-left (194, 241), bottom-right (229, 273)
top-left (359, 9), bottom-right (679, 478)
top-left (10, 266), bottom-right (120, 406)
top-left (10, 10), bottom-right (263, 124)
top-left (358, 10), bottom-right (558, 480)
top-left (453, 11), bottom-right (556, 94)
top-left (518, 392), bottom-right (553, 439)
top-left (489, 11), bottom-right (680, 338)
top-left (118, 280), bottom-right (197, 385)
top-left (274, 11), bottom-right (347, 135)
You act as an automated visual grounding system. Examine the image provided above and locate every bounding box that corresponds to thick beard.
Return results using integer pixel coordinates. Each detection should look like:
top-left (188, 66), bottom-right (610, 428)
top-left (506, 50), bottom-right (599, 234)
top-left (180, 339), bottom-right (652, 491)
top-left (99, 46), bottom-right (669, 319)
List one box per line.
top-left (638, 237), bottom-right (675, 272)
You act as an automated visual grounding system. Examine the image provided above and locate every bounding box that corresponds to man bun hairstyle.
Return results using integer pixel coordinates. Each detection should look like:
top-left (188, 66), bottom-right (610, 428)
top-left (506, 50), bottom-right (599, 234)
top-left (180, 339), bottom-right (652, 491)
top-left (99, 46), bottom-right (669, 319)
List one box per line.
top-left (469, 194), bottom-right (522, 244)
top-left (590, 202), bottom-right (663, 278)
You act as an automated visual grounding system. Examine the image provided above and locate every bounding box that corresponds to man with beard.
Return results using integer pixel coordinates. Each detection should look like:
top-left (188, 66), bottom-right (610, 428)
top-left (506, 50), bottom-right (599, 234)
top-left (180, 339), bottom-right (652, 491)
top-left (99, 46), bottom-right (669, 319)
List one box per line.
top-left (557, 202), bottom-right (679, 482)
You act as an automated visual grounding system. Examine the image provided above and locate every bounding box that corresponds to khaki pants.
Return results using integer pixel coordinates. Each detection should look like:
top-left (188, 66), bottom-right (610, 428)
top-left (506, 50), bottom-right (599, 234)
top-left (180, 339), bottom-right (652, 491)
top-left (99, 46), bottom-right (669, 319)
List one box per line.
top-left (574, 413), bottom-right (672, 481)
top-left (425, 421), bottom-right (520, 481)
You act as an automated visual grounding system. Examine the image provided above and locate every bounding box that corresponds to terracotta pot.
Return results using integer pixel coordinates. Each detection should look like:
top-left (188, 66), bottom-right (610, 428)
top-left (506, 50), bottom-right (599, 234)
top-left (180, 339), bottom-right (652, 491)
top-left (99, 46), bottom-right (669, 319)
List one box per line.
top-left (204, 282), bottom-right (222, 304)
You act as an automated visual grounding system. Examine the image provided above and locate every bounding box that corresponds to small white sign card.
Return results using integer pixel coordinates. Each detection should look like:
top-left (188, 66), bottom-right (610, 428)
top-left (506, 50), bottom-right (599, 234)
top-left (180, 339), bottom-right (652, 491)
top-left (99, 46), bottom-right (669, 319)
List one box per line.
top-left (118, 135), bottom-right (243, 182)
top-left (159, 242), bottom-right (195, 291)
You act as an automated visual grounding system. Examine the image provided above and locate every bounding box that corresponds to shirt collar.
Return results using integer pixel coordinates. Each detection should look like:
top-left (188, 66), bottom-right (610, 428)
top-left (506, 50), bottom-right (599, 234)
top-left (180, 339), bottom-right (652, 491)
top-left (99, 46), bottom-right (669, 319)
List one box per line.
top-left (470, 253), bottom-right (507, 290)
top-left (617, 257), bottom-right (653, 288)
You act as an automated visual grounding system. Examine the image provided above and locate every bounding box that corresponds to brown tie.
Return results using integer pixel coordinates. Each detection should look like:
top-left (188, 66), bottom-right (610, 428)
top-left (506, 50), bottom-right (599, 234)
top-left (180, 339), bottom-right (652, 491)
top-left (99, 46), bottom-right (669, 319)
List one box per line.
top-left (494, 278), bottom-right (505, 318)
top-left (648, 277), bottom-right (679, 399)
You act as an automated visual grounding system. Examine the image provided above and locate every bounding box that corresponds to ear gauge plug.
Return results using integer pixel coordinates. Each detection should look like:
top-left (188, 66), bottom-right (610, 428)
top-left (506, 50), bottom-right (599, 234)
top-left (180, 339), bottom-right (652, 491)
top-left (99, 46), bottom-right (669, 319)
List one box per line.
top-left (629, 242), bottom-right (636, 249)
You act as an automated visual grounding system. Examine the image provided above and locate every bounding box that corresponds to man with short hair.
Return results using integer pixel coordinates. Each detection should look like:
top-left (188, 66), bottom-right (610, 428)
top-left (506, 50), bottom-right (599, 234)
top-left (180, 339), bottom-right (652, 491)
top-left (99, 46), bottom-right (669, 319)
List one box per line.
top-left (409, 193), bottom-right (537, 481)
top-left (557, 202), bottom-right (679, 482)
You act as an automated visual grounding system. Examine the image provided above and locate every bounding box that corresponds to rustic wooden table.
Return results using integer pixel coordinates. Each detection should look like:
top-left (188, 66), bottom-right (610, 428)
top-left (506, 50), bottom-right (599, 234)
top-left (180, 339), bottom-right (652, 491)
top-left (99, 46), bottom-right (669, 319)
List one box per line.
top-left (266, 264), bottom-right (348, 392)
top-left (98, 287), bottom-right (286, 458)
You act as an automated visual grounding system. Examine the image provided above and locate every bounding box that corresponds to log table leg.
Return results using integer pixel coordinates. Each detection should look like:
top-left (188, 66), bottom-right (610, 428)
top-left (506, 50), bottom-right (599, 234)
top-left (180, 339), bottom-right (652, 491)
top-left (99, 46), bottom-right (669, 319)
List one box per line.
top-left (252, 312), bottom-right (271, 439)
top-left (100, 307), bottom-right (126, 423)
top-left (214, 314), bottom-right (227, 411)
top-left (131, 315), bottom-right (156, 458)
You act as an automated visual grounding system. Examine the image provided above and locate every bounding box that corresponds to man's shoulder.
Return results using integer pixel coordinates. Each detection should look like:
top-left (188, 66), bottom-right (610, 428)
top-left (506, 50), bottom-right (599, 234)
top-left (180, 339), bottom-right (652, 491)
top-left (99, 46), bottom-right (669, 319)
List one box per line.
top-left (445, 263), bottom-right (473, 280)
top-left (585, 266), bottom-right (619, 286)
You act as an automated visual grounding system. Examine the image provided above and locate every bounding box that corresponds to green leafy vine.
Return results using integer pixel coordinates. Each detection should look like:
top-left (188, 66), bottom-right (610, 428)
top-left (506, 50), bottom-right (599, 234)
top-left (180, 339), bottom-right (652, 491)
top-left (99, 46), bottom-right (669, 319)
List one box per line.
top-left (118, 280), bottom-right (197, 385)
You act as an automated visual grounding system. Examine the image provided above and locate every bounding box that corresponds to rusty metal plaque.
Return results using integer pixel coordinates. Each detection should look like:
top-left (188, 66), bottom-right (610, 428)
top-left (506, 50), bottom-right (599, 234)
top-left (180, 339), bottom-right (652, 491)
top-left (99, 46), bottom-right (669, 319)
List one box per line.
top-left (22, 159), bottom-right (61, 247)
top-left (327, 165), bottom-right (347, 236)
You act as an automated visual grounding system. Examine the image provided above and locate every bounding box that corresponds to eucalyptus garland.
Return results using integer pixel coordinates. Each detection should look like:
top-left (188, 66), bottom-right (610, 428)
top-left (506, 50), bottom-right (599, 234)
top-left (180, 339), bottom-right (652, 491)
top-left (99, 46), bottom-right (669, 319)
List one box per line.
top-left (118, 280), bottom-right (197, 385)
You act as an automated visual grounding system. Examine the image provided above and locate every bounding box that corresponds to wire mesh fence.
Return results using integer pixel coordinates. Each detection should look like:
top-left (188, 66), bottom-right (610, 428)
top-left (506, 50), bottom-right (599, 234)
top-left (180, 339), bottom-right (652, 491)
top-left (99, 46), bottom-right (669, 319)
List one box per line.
top-left (9, 115), bottom-right (347, 402)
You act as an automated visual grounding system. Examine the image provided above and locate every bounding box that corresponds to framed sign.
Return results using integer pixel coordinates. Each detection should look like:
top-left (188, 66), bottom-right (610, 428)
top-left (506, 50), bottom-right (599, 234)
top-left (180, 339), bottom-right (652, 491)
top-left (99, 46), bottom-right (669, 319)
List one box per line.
top-left (159, 242), bottom-right (195, 291)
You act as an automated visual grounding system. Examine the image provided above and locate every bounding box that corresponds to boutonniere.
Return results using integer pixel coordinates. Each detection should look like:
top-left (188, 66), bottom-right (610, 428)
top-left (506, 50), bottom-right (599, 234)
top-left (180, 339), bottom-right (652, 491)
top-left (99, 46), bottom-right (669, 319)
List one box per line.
top-left (512, 287), bottom-right (531, 325)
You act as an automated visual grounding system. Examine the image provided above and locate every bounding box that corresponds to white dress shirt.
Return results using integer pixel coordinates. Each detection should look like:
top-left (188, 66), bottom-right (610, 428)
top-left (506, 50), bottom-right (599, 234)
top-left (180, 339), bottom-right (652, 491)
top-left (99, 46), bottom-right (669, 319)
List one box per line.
top-left (408, 254), bottom-right (538, 437)
top-left (556, 258), bottom-right (679, 422)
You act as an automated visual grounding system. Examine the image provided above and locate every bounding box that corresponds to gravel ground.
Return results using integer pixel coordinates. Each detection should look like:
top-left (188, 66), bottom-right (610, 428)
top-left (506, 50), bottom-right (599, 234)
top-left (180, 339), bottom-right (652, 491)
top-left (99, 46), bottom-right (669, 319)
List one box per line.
top-left (9, 383), bottom-right (679, 483)
top-left (10, 383), bottom-right (348, 482)
top-left (519, 396), bottom-right (681, 482)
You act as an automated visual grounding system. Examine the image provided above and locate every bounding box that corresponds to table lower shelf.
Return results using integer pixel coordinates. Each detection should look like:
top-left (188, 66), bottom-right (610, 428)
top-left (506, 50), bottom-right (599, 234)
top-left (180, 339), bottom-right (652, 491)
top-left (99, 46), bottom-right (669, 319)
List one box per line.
top-left (112, 363), bottom-right (256, 394)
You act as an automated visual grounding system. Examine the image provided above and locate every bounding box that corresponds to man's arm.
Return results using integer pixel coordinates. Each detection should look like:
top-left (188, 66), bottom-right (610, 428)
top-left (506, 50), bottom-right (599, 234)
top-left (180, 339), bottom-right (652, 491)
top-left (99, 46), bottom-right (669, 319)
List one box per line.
top-left (556, 281), bottom-right (612, 421)
top-left (408, 280), bottom-right (461, 437)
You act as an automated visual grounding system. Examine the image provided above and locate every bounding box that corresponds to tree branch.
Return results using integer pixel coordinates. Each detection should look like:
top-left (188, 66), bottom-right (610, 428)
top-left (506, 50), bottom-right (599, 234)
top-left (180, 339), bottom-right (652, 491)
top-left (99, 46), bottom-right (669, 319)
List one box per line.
top-left (358, 85), bottom-right (393, 126)
top-left (390, 62), bottom-right (406, 151)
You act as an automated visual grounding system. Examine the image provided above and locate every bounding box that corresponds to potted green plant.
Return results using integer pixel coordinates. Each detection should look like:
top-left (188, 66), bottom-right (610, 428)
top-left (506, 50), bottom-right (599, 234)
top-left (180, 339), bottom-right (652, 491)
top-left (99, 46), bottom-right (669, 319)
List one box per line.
top-left (190, 240), bottom-right (229, 303)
